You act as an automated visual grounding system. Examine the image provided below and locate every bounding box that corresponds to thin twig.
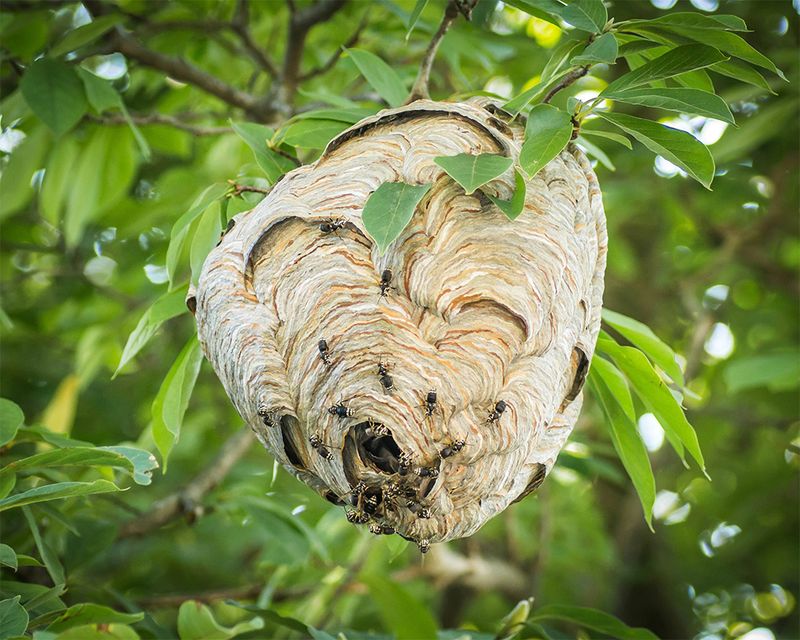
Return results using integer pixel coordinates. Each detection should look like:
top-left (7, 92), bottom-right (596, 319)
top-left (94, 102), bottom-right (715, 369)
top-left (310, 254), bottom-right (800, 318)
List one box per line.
top-left (88, 113), bottom-right (231, 136)
top-left (407, 0), bottom-right (462, 102)
top-left (136, 584), bottom-right (307, 609)
top-left (542, 66), bottom-right (589, 104)
top-left (280, 0), bottom-right (348, 105)
top-left (227, 180), bottom-right (272, 196)
top-left (298, 12), bottom-right (368, 81)
top-left (231, 0), bottom-right (280, 77)
top-left (116, 429), bottom-right (254, 539)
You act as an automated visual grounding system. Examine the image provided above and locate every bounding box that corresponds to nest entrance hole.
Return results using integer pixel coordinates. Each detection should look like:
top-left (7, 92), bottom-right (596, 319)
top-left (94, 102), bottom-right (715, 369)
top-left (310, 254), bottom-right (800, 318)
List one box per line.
top-left (351, 421), bottom-right (402, 475)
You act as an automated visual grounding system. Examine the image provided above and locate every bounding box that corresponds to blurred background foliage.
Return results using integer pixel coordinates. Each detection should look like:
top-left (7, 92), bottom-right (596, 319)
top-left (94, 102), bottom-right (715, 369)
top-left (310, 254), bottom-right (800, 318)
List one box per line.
top-left (0, 0), bottom-right (797, 639)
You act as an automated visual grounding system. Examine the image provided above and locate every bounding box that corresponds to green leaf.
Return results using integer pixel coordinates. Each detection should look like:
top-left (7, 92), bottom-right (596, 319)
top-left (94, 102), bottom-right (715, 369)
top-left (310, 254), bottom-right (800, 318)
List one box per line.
top-left (530, 604), bottom-right (658, 640)
top-left (64, 126), bottom-right (138, 248)
top-left (362, 574), bottom-right (438, 640)
top-left (279, 118), bottom-right (349, 149)
top-left (598, 335), bottom-right (704, 472)
top-left (0, 480), bottom-right (120, 512)
top-left (346, 48), bottom-right (407, 107)
top-left (487, 169), bottom-right (527, 220)
top-left (166, 184), bottom-right (228, 289)
top-left (0, 597), bottom-right (28, 639)
top-left (628, 12), bottom-right (748, 33)
top-left (0, 544), bottom-right (17, 571)
top-left (39, 136), bottom-right (79, 225)
top-left (602, 308), bottom-right (685, 385)
top-left (99, 446), bottom-right (159, 486)
top-left (362, 182), bottom-right (431, 255)
top-left (434, 153), bottom-right (512, 195)
top-left (673, 68), bottom-right (714, 93)
top-left (560, 0), bottom-right (607, 33)
top-left (50, 15), bottom-right (124, 57)
top-left (115, 287), bottom-right (189, 377)
top-left (22, 506), bottom-right (64, 585)
top-left (0, 447), bottom-right (134, 478)
top-left (0, 474), bottom-right (16, 501)
top-left (711, 59), bottom-right (774, 93)
top-left (502, 0), bottom-right (564, 26)
top-left (231, 121), bottom-right (295, 183)
top-left (0, 126), bottom-right (50, 221)
top-left (596, 111), bottom-right (714, 188)
top-left (177, 601), bottom-right (263, 640)
top-left (406, 0), bottom-right (428, 39)
top-left (605, 87), bottom-right (733, 124)
top-left (226, 601), bottom-right (312, 636)
top-left (151, 336), bottom-right (203, 467)
top-left (602, 44), bottom-right (727, 95)
top-left (723, 351), bottom-right (800, 393)
top-left (20, 58), bottom-right (87, 136)
top-left (580, 128), bottom-right (632, 149)
top-left (642, 25), bottom-right (783, 79)
top-left (589, 362), bottom-right (655, 527)
top-left (519, 104), bottom-right (573, 178)
top-left (190, 200), bottom-right (222, 285)
top-left (573, 32), bottom-right (618, 64)
top-left (47, 604), bottom-right (143, 633)
top-left (76, 67), bottom-right (120, 113)
top-left (575, 136), bottom-right (615, 171)
top-left (0, 399), bottom-right (24, 447)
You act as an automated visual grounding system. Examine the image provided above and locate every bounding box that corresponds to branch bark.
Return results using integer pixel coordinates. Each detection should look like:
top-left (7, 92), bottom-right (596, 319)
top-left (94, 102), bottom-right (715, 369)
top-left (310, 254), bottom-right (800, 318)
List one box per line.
top-left (89, 113), bottom-right (231, 136)
top-left (542, 66), bottom-right (589, 104)
top-left (116, 429), bottom-right (254, 539)
top-left (279, 0), bottom-right (347, 106)
top-left (407, 1), bottom-right (461, 102)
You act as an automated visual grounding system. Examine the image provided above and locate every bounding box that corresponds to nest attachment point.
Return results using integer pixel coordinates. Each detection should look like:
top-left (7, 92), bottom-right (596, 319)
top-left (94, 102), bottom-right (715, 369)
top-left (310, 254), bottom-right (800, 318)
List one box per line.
top-left (192, 97), bottom-right (607, 551)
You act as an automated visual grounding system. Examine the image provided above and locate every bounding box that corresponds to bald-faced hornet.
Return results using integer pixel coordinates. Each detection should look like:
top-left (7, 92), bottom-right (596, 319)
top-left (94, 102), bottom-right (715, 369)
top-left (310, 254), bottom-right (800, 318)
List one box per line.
top-left (398, 452), bottom-right (414, 476)
top-left (417, 466), bottom-right (439, 479)
top-left (487, 399), bottom-right (507, 424)
top-left (379, 269), bottom-right (394, 298)
top-left (318, 339), bottom-right (331, 366)
top-left (328, 402), bottom-right (354, 419)
top-left (256, 403), bottom-right (277, 427)
top-left (345, 509), bottom-right (370, 525)
top-left (309, 433), bottom-right (334, 461)
top-left (369, 523), bottom-right (396, 535)
top-left (417, 538), bottom-right (431, 553)
top-left (377, 361), bottom-right (394, 393)
top-left (365, 417), bottom-right (389, 437)
top-left (319, 218), bottom-right (346, 235)
top-left (424, 389), bottom-right (437, 417)
top-left (440, 439), bottom-right (466, 459)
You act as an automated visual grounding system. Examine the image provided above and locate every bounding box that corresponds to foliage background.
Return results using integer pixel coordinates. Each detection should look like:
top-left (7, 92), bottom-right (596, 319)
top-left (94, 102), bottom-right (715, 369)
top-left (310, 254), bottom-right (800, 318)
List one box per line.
top-left (0, 0), bottom-right (797, 639)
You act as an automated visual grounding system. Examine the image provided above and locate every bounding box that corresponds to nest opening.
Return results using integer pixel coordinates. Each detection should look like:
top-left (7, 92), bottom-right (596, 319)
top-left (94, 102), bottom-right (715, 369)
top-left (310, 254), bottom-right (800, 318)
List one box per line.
top-left (352, 421), bottom-right (402, 475)
top-left (280, 416), bottom-right (307, 470)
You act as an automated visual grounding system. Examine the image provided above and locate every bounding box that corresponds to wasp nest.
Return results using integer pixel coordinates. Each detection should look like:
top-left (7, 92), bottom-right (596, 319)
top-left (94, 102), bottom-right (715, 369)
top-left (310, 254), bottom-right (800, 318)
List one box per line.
top-left (192, 98), bottom-right (607, 550)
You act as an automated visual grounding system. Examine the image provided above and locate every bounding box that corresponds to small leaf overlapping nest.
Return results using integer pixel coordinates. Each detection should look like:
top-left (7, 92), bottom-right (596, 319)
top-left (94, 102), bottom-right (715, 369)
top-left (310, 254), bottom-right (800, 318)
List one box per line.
top-left (192, 97), bottom-right (607, 551)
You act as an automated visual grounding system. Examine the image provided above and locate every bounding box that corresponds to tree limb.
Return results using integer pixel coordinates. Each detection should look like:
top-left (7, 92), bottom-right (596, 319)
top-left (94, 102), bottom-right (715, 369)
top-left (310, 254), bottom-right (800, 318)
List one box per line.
top-left (116, 429), bottom-right (254, 539)
top-left (542, 66), bottom-right (589, 104)
top-left (231, 0), bottom-right (280, 77)
top-left (407, 0), bottom-right (476, 102)
top-left (280, 0), bottom-right (347, 106)
top-left (89, 112), bottom-right (231, 136)
top-left (298, 12), bottom-right (367, 82)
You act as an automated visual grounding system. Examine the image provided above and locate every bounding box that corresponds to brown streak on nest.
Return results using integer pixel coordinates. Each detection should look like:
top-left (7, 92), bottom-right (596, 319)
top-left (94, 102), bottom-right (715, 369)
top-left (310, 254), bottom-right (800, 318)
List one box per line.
top-left (194, 97), bottom-right (607, 545)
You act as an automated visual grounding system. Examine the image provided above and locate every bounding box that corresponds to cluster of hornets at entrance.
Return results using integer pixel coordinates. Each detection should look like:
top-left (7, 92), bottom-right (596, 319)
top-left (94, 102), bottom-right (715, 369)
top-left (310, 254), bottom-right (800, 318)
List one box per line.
top-left (256, 219), bottom-right (509, 553)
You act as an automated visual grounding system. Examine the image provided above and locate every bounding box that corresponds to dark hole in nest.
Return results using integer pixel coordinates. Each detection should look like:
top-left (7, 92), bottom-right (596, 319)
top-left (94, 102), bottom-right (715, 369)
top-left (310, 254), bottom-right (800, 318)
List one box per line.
top-left (279, 415), bottom-right (307, 470)
top-left (512, 463), bottom-right (547, 504)
top-left (351, 421), bottom-right (402, 475)
top-left (418, 472), bottom-right (438, 500)
top-left (565, 347), bottom-right (589, 402)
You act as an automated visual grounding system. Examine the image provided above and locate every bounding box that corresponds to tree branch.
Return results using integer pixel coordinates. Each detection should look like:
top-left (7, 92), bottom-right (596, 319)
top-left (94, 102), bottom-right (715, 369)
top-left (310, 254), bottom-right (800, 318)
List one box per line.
top-left (89, 112), bottom-right (231, 136)
top-left (280, 0), bottom-right (347, 106)
top-left (298, 12), bottom-right (367, 82)
top-left (231, 0), bottom-right (280, 77)
top-left (542, 66), bottom-right (589, 104)
top-left (116, 429), bottom-right (254, 539)
top-left (407, 0), bottom-right (476, 102)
